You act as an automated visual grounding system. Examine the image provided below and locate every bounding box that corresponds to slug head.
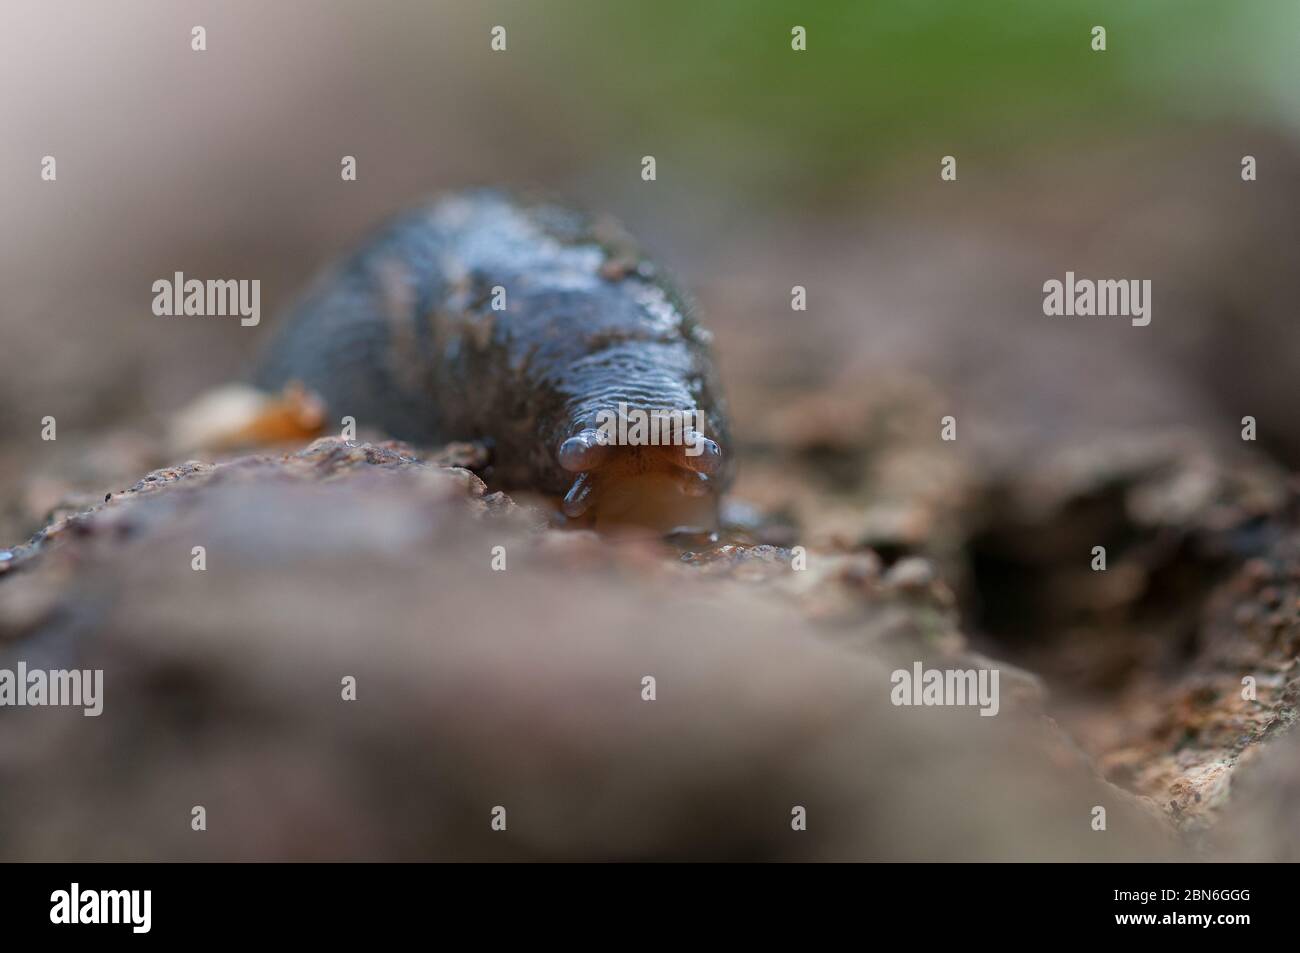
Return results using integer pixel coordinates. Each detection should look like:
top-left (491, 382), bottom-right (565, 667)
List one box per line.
top-left (556, 425), bottom-right (724, 534)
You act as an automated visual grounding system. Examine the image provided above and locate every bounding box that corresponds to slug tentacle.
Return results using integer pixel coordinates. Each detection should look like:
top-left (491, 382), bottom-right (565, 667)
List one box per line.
top-left (677, 432), bottom-right (723, 475)
top-left (558, 428), bottom-right (612, 473)
top-left (562, 471), bottom-right (597, 517)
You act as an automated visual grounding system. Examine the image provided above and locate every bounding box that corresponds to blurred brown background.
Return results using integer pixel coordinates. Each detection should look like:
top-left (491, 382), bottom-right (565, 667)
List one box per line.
top-left (3, 0), bottom-right (1298, 460)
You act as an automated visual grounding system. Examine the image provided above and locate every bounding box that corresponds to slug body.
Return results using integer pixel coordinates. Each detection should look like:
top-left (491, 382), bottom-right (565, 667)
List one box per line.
top-left (256, 190), bottom-right (732, 531)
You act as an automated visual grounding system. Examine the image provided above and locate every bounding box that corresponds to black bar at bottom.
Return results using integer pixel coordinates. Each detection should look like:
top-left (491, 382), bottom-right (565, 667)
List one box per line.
top-left (0, 861), bottom-right (1284, 940)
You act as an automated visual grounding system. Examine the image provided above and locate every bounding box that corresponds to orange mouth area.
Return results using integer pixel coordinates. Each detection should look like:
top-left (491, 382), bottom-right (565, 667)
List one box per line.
top-left (560, 444), bottom-right (720, 535)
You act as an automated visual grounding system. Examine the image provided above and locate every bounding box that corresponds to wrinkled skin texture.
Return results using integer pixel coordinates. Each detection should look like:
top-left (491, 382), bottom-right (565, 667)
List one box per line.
top-left (256, 190), bottom-right (732, 530)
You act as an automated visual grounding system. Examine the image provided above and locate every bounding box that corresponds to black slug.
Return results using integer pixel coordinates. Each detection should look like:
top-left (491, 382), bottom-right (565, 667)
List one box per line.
top-left (255, 189), bottom-right (732, 532)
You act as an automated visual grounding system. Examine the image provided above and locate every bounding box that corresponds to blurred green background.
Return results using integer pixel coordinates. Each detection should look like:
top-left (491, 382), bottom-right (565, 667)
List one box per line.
top-left (498, 0), bottom-right (1300, 201)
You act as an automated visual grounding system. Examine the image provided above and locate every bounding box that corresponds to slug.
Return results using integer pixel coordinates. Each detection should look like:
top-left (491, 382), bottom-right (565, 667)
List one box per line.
top-left (255, 189), bottom-right (732, 533)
